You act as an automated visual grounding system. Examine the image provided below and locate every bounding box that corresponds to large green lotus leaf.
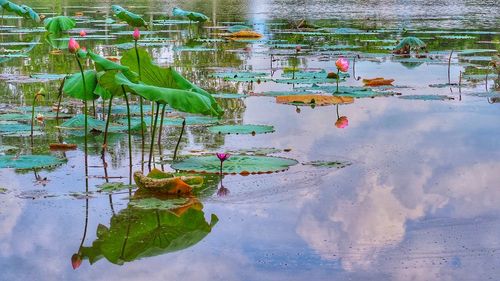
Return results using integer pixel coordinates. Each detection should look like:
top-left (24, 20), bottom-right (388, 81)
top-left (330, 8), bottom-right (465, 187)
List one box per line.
top-left (171, 155), bottom-right (298, 174)
top-left (110, 72), bottom-right (220, 117)
top-left (80, 207), bottom-right (217, 265)
top-left (88, 51), bottom-right (129, 72)
top-left (44, 16), bottom-right (76, 34)
top-left (208, 124), bottom-right (274, 135)
top-left (20, 5), bottom-right (40, 23)
top-left (172, 7), bottom-right (208, 22)
top-left (111, 5), bottom-right (147, 28)
top-left (0, 122), bottom-right (34, 132)
top-left (121, 48), bottom-right (223, 117)
top-left (399, 95), bottom-right (455, 101)
top-left (0, 155), bottom-right (65, 169)
top-left (394, 37), bottom-right (426, 50)
top-left (0, 0), bottom-right (26, 17)
top-left (45, 34), bottom-right (69, 49)
top-left (63, 70), bottom-right (99, 101)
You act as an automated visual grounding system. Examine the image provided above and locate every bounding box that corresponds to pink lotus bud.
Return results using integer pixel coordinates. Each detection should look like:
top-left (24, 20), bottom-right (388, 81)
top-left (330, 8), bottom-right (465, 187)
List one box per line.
top-left (133, 28), bottom-right (140, 41)
top-left (71, 253), bottom-right (82, 270)
top-left (216, 153), bottom-right (230, 162)
top-left (335, 116), bottom-right (349, 129)
top-left (335, 57), bottom-right (349, 72)
top-left (68, 38), bottom-right (80, 54)
top-left (79, 30), bottom-right (86, 37)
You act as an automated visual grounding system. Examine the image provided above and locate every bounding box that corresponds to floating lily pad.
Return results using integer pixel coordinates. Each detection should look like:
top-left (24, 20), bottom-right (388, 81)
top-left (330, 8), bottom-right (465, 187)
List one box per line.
top-left (0, 188), bottom-right (7, 194)
top-left (97, 182), bottom-right (136, 193)
top-left (208, 124), bottom-right (274, 135)
top-left (303, 160), bottom-right (352, 168)
top-left (211, 72), bottom-right (267, 79)
top-left (0, 155), bottom-right (65, 169)
top-left (173, 46), bottom-right (216, 52)
top-left (276, 95), bottom-right (354, 106)
top-left (212, 93), bottom-right (247, 99)
top-left (171, 155), bottom-right (298, 175)
top-left (459, 49), bottom-right (498, 55)
top-left (226, 147), bottom-right (281, 155)
top-left (162, 116), bottom-right (220, 126)
top-left (438, 35), bottom-right (476, 39)
top-left (399, 95), bottom-right (455, 101)
top-left (59, 114), bottom-right (143, 133)
top-left (304, 86), bottom-right (397, 98)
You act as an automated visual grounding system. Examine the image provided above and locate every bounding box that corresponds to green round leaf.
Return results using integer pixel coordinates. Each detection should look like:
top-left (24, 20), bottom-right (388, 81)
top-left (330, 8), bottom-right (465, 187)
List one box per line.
top-left (208, 124), bottom-right (274, 135)
top-left (0, 155), bottom-right (65, 169)
top-left (171, 155), bottom-right (298, 174)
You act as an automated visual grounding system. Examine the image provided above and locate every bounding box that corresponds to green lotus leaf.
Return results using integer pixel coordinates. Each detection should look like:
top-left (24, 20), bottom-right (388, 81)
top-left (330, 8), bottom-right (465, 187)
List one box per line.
top-left (228, 25), bottom-right (251, 33)
top-left (211, 71), bottom-right (267, 79)
top-left (171, 155), bottom-right (298, 174)
top-left (394, 36), bottom-right (426, 50)
top-left (208, 124), bottom-right (274, 135)
top-left (44, 16), bottom-right (76, 34)
top-left (111, 5), bottom-right (147, 28)
top-left (88, 51), bottom-right (129, 72)
top-left (58, 114), bottom-right (144, 133)
top-left (0, 155), bottom-right (65, 169)
top-left (172, 7), bottom-right (208, 22)
top-left (80, 206), bottom-right (217, 265)
top-left (20, 5), bottom-right (40, 23)
top-left (0, 0), bottom-right (26, 17)
top-left (121, 48), bottom-right (223, 117)
top-left (63, 70), bottom-right (99, 101)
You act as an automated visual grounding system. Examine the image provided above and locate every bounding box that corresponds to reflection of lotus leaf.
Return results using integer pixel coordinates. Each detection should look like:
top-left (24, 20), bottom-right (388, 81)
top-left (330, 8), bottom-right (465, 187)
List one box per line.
top-left (394, 37), bottom-right (426, 50)
top-left (208, 124), bottom-right (274, 135)
top-left (0, 155), bottom-right (65, 169)
top-left (171, 155), bottom-right (298, 175)
top-left (81, 207), bottom-right (218, 265)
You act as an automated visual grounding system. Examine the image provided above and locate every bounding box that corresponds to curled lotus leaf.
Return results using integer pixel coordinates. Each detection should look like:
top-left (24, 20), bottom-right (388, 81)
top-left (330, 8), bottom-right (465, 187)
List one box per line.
top-left (0, 155), bottom-right (65, 169)
top-left (111, 5), bottom-right (147, 28)
top-left (172, 7), bottom-right (208, 22)
top-left (208, 124), bottom-right (274, 135)
top-left (171, 155), bottom-right (298, 175)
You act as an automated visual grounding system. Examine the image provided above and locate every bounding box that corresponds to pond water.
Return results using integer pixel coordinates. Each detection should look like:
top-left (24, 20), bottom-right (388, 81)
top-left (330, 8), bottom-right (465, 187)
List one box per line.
top-left (0, 0), bottom-right (499, 280)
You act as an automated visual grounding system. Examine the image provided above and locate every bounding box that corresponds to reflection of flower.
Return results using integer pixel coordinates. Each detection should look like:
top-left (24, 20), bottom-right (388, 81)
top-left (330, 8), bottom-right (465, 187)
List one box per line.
top-left (335, 57), bottom-right (349, 72)
top-left (217, 184), bottom-right (230, 197)
top-left (335, 116), bottom-right (349, 129)
top-left (71, 253), bottom-right (82, 270)
top-left (295, 45), bottom-right (301, 52)
top-left (68, 38), bottom-right (80, 54)
top-left (133, 28), bottom-right (140, 41)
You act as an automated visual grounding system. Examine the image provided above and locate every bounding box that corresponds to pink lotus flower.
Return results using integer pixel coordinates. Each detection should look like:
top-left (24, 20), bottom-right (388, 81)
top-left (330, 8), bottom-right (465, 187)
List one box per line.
top-left (68, 38), bottom-right (80, 54)
top-left (216, 153), bottom-right (230, 162)
top-left (79, 30), bottom-right (86, 37)
top-left (335, 57), bottom-right (349, 72)
top-left (133, 28), bottom-right (140, 41)
top-left (335, 116), bottom-right (349, 129)
top-left (71, 253), bottom-right (82, 270)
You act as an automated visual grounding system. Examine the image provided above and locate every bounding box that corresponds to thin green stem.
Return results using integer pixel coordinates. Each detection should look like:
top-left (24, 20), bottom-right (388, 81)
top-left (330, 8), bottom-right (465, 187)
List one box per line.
top-left (122, 86), bottom-right (133, 185)
top-left (336, 69), bottom-right (340, 93)
top-left (135, 40), bottom-right (145, 172)
top-left (30, 94), bottom-right (36, 147)
top-left (173, 119), bottom-right (186, 162)
top-left (148, 103), bottom-right (160, 171)
top-left (102, 94), bottom-right (113, 153)
top-left (75, 55), bottom-right (88, 184)
top-left (55, 76), bottom-right (66, 124)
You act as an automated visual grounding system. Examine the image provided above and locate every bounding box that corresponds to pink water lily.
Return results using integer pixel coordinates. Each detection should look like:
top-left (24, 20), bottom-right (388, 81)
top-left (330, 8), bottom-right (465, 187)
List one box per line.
top-left (68, 38), bottom-right (80, 54)
top-left (79, 30), bottom-right (86, 37)
top-left (335, 116), bottom-right (349, 129)
top-left (133, 28), bottom-right (140, 41)
top-left (335, 57), bottom-right (349, 72)
top-left (216, 153), bottom-right (230, 175)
